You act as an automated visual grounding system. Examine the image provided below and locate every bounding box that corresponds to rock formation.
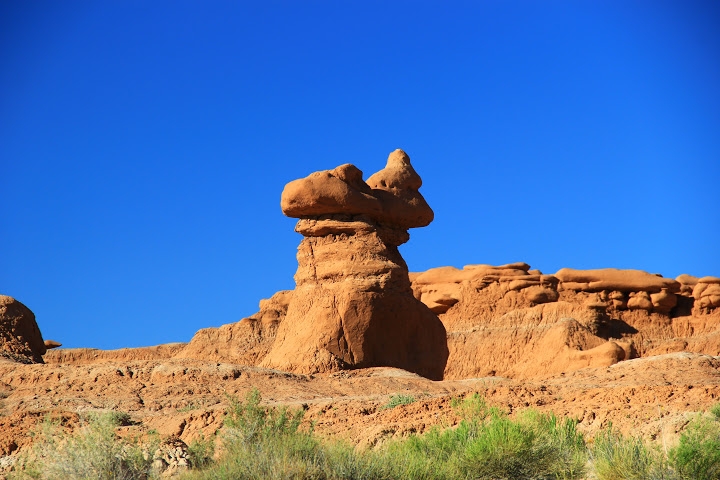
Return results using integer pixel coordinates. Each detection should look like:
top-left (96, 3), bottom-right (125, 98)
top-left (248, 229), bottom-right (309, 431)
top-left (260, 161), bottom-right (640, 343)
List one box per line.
top-left (260, 149), bottom-right (449, 379)
top-left (409, 263), bottom-right (720, 379)
top-left (176, 290), bottom-right (292, 365)
top-left (693, 277), bottom-right (720, 313)
top-left (43, 339), bottom-right (62, 349)
top-left (0, 295), bottom-right (46, 364)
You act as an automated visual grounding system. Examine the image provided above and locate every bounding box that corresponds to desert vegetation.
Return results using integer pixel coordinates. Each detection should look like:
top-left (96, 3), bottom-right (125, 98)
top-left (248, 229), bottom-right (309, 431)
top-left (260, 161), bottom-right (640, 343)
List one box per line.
top-left (10, 411), bottom-right (158, 480)
top-left (9, 389), bottom-right (720, 480)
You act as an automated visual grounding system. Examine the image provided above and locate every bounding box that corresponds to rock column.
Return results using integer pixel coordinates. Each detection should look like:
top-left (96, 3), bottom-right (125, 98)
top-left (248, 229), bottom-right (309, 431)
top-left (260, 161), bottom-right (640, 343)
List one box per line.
top-left (260, 150), bottom-right (448, 380)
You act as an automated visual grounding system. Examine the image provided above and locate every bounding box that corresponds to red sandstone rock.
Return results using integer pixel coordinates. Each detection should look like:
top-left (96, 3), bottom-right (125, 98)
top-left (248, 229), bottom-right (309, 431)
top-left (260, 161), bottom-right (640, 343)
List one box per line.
top-left (555, 268), bottom-right (680, 293)
top-left (44, 340), bottom-right (62, 349)
top-left (262, 150), bottom-right (448, 379)
top-left (175, 290), bottom-right (291, 364)
top-left (0, 295), bottom-right (46, 363)
top-left (694, 277), bottom-right (720, 313)
top-left (281, 149), bottom-right (433, 231)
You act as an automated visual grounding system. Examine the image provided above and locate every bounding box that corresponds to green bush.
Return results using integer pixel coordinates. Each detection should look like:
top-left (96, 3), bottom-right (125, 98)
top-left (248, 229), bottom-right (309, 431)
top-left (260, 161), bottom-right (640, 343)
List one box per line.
top-left (669, 410), bottom-right (720, 480)
top-left (371, 396), bottom-right (586, 480)
top-left (186, 433), bottom-right (215, 469)
top-left (458, 409), bottom-right (586, 479)
top-left (591, 427), bottom-right (671, 480)
top-left (451, 392), bottom-right (493, 421)
top-left (183, 388), bottom-right (328, 479)
top-left (382, 394), bottom-right (416, 410)
top-left (13, 411), bottom-right (158, 480)
top-left (223, 388), bottom-right (304, 444)
top-left (709, 402), bottom-right (720, 421)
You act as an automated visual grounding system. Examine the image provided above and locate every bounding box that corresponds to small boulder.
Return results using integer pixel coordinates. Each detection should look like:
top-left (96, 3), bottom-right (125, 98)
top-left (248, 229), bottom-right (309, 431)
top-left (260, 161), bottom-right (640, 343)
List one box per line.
top-left (627, 291), bottom-right (653, 311)
top-left (650, 289), bottom-right (677, 314)
top-left (693, 277), bottom-right (720, 313)
top-left (44, 340), bottom-right (62, 349)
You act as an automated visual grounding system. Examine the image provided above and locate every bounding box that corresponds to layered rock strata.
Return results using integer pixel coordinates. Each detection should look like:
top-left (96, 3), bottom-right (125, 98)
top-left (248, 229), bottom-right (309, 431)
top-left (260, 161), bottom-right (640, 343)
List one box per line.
top-left (260, 150), bottom-right (449, 379)
top-left (409, 264), bottom-right (720, 379)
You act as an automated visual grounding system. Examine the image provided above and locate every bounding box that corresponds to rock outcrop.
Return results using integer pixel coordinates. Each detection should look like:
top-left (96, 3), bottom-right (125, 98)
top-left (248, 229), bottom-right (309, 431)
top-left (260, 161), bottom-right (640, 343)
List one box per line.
top-left (260, 150), bottom-right (448, 379)
top-left (0, 295), bottom-right (46, 364)
top-left (175, 290), bottom-right (292, 364)
top-left (409, 263), bottom-right (720, 379)
top-left (693, 277), bottom-right (720, 314)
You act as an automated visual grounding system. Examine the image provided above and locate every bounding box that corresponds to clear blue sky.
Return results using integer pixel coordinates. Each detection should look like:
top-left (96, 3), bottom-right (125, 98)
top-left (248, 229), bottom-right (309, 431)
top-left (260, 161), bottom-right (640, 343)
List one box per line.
top-left (2, 1), bottom-right (718, 350)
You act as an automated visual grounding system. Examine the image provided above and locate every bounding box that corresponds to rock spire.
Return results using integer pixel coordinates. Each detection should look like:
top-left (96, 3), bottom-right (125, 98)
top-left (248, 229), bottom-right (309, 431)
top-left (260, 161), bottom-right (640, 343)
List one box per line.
top-left (261, 149), bottom-right (448, 379)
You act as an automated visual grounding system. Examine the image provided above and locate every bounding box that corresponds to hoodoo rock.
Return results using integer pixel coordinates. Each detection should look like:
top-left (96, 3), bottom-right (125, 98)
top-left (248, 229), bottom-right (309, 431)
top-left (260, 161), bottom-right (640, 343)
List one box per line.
top-left (261, 149), bottom-right (448, 379)
top-left (0, 295), bottom-right (46, 364)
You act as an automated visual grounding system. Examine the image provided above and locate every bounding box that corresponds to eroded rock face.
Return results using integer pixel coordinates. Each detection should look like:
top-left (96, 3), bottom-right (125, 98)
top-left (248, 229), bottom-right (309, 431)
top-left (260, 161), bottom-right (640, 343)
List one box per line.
top-left (409, 263), bottom-right (720, 380)
top-left (261, 150), bottom-right (448, 379)
top-left (0, 295), bottom-right (46, 364)
top-left (176, 290), bottom-right (292, 365)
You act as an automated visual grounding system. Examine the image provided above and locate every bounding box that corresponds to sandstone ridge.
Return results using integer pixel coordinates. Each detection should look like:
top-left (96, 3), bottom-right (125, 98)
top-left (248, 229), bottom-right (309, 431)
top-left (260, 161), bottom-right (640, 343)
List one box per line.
top-left (410, 263), bottom-right (720, 379)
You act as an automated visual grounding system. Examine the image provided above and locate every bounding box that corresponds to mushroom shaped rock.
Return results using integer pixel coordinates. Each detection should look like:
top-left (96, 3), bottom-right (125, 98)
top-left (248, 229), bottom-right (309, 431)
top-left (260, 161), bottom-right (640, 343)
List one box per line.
top-left (262, 150), bottom-right (448, 380)
top-left (280, 149), bottom-right (433, 232)
top-left (0, 295), bottom-right (46, 363)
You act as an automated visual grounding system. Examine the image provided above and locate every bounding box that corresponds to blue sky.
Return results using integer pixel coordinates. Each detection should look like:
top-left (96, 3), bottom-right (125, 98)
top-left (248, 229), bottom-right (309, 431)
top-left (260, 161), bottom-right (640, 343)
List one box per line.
top-left (2, 1), bottom-right (718, 350)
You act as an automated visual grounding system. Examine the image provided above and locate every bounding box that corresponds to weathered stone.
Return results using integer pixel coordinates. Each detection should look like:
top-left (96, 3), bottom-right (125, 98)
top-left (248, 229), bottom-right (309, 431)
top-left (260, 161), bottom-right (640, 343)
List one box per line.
top-left (262, 150), bottom-right (448, 379)
top-left (281, 149), bottom-right (433, 231)
top-left (555, 268), bottom-right (680, 293)
top-left (0, 295), bottom-right (45, 364)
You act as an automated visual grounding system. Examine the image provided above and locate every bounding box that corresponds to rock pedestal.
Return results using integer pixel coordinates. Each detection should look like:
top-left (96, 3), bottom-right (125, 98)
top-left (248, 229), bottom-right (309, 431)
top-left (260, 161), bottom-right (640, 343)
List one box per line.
top-left (260, 150), bottom-right (448, 380)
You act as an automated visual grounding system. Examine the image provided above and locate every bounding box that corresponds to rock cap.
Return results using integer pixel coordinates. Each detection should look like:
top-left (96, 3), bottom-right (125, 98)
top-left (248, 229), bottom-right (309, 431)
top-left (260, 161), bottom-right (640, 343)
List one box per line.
top-left (280, 149), bottom-right (433, 230)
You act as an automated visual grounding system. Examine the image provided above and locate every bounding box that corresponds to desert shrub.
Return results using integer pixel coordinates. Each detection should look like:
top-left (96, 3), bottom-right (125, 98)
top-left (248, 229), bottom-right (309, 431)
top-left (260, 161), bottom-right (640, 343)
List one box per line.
top-left (451, 392), bottom-right (493, 421)
top-left (382, 394), bottom-right (416, 410)
top-left (222, 388), bottom-right (304, 445)
top-left (591, 427), bottom-right (671, 480)
top-left (186, 433), bottom-right (215, 469)
top-left (182, 388), bottom-right (329, 479)
top-left (372, 396), bottom-right (586, 480)
top-left (181, 388), bottom-right (392, 480)
top-left (105, 410), bottom-right (132, 426)
top-left (182, 391), bottom-right (589, 480)
top-left (669, 411), bottom-right (720, 480)
top-left (458, 409), bottom-right (586, 480)
top-left (709, 402), bottom-right (720, 421)
top-left (13, 411), bottom-right (157, 480)
top-left (316, 441), bottom-right (385, 480)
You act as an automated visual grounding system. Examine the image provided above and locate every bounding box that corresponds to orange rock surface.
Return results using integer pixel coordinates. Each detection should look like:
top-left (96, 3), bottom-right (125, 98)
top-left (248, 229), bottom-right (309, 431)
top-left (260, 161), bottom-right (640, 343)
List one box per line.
top-left (263, 150), bottom-right (448, 379)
